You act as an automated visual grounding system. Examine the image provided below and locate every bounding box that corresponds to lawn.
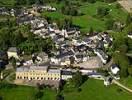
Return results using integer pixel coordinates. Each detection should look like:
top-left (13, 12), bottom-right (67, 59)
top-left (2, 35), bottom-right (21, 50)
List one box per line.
top-left (120, 77), bottom-right (132, 89)
top-left (0, 79), bottom-right (132, 100)
top-left (0, 84), bottom-right (56, 100)
top-left (0, 0), bottom-right (15, 6)
top-left (41, 1), bottom-right (128, 32)
top-left (63, 79), bottom-right (132, 100)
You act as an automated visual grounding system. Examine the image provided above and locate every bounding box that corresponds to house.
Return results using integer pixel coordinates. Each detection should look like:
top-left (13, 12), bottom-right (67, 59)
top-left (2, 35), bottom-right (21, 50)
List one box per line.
top-left (0, 60), bottom-right (4, 68)
top-left (61, 70), bottom-right (72, 80)
top-left (88, 72), bottom-right (104, 80)
top-left (16, 65), bottom-right (61, 81)
top-left (35, 52), bottom-right (49, 63)
top-left (94, 49), bottom-right (108, 64)
top-left (110, 64), bottom-right (120, 75)
top-left (128, 32), bottom-right (132, 39)
top-left (0, 7), bottom-right (10, 15)
top-left (104, 77), bottom-right (112, 86)
top-left (7, 47), bottom-right (20, 60)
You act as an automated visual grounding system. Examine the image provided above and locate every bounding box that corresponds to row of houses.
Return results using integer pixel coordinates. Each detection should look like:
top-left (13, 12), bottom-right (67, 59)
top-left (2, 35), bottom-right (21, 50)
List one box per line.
top-left (0, 5), bottom-right (56, 16)
top-left (16, 65), bottom-right (72, 81)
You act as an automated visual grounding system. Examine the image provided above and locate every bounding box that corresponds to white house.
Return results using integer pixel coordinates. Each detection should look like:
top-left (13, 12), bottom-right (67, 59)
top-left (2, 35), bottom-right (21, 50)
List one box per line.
top-left (110, 64), bottom-right (120, 75)
top-left (7, 47), bottom-right (20, 60)
top-left (94, 49), bottom-right (108, 64)
top-left (128, 32), bottom-right (132, 39)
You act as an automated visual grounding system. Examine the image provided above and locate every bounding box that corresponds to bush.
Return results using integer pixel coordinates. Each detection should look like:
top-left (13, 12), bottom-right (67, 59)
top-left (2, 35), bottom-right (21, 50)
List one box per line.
top-left (97, 7), bottom-right (110, 17)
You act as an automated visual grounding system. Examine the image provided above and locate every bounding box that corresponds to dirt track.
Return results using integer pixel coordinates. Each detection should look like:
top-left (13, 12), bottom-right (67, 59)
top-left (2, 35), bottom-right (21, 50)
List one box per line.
top-left (118, 0), bottom-right (132, 13)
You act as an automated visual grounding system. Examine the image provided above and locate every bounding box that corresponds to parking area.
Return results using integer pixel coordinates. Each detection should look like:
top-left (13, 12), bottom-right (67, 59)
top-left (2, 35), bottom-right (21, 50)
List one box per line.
top-left (118, 0), bottom-right (132, 13)
top-left (76, 57), bottom-right (103, 69)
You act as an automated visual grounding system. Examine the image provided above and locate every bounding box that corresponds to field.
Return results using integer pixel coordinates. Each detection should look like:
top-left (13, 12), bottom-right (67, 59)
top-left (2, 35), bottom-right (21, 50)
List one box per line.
top-left (0, 84), bottom-right (56, 100)
top-left (63, 79), bottom-right (132, 100)
top-left (42, 1), bottom-right (128, 32)
top-left (0, 0), bottom-right (15, 6)
top-left (0, 79), bottom-right (132, 100)
top-left (120, 77), bottom-right (132, 89)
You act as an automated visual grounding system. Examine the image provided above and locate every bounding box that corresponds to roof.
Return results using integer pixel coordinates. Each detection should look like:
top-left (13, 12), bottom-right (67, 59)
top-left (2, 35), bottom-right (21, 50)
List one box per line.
top-left (30, 65), bottom-right (48, 70)
top-left (8, 47), bottom-right (18, 52)
top-left (111, 64), bottom-right (119, 69)
top-left (61, 70), bottom-right (72, 75)
top-left (128, 32), bottom-right (132, 35)
top-left (16, 67), bottom-right (29, 72)
top-left (48, 69), bottom-right (60, 74)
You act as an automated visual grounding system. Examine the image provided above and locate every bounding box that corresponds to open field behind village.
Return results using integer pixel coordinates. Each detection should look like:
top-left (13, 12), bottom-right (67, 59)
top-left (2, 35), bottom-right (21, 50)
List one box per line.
top-left (0, 79), bottom-right (132, 100)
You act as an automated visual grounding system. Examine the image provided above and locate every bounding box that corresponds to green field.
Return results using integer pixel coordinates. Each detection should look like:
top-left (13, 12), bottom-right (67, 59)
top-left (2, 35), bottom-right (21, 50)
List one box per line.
top-left (120, 77), bottom-right (132, 89)
top-left (0, 84), bottom-right (56, 100)
top-left (0, 0), bottom-right (15, 6)
top-left (0, 79), bottom-right (132, 100)
top-left (42, 1), bottom-right (128, 32)
top-left (63, 79), bottom-right (132, 100)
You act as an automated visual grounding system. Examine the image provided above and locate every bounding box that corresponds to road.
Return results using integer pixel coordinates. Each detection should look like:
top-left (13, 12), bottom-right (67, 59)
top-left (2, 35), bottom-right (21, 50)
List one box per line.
top-left (113, 79), bottom-right (132, 93)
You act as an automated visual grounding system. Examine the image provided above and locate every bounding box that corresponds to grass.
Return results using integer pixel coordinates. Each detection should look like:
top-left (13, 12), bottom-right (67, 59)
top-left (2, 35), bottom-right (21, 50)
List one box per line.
top-left (41, 1), bottom-right (128, 32)
top-left (63, 79), bottom-right (132, 100)
top-left (0, 84), bottom-right (56, 100)
top-left (0, 79), bottom-right (132, 100)
top-left (0, 0), bottom-right (15, 6)
top-left (120, 77), bottom-right (132, 89)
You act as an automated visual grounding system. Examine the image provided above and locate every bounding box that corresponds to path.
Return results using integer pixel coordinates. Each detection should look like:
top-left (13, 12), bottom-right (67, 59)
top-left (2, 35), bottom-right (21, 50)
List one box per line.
top-left (5, 72), bottom-right (15, 84)
top-left (113, 79), bottom-right (132, 93)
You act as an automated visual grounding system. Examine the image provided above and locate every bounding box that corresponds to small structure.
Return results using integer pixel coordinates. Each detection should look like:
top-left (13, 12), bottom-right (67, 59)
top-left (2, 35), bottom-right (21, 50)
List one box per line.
top-left (110, 64), bottom-right (120, 75)
top-left (104, 77), bottom-right (112, 86)
top-left (61, 70), bottom-right (72, 80)
top-left (0, 72), bottom-right (3, 80)
top-left (7, 47), bottom-right (20, 60)
top-left (128, 32), bottom-right (132, 39)
top-left (36, 52), bottom-right (49, 63)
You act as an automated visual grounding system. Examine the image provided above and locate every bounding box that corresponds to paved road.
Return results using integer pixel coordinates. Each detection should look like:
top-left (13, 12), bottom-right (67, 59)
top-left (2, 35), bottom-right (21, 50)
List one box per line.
top-left (113, 79), bottom-right (132, 93)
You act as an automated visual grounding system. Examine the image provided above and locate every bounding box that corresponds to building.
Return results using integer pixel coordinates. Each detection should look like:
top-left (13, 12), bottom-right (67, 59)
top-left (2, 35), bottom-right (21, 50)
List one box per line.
top-left (7, 47), bottom-right (20, 60)
top-left (61, 70), bottom-right (72, 80)
top-left (128, 32), bottom-right (132, 39)
top-left (110, 64), bottom-right (120, 75)
top-left (16, 65), bottom-right (61, 81)
top-left (94, 49), bottom-right (108, 64)
top-left (104, 77), bottom-right (112, 86)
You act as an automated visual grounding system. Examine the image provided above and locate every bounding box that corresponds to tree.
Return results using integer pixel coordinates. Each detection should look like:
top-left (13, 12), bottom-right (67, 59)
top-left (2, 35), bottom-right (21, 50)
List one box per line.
top-left (35, 91), bottom-right (43, 99)
top-left (126, 14), bottom-right (132, 26)
top-left (128, 66), bottom-right (132, 76)
top-left (89, 27), bottom-right (94, 35)
top-left (105, 19), bottom-right (115, 30)
top-left (10, 57), bottom-right (16, 69)
top-left (127, 38), bottom-right (132, 51)
top-left (56, 94), bottom-right (64, 100)
top-left (97, 7), bottom-right (109, 17)
top-left (71, 71), bottom-right (83, 88)
top-left (113, 52), bottom-right (129, 78)
top-left (0, 96), bottom-right (2, 100)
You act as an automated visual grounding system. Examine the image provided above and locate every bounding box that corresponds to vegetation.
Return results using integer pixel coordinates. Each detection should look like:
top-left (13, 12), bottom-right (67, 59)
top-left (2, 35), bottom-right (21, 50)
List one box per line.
top-left (0, 83), bottom-right (56, 100)
top-left (41, 0), bottom-right (127, 32)
top-left (1, 79), bottom-right (132, 100)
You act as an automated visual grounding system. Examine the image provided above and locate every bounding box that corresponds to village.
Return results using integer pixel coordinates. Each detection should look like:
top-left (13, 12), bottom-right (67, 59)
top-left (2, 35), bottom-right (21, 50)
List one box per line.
top-left (0, 0), bottom-right (132, 99)
top-left (0, 5), bottom-right (121, 88)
